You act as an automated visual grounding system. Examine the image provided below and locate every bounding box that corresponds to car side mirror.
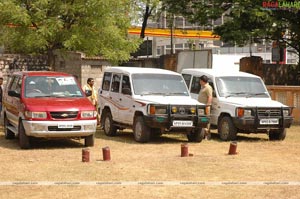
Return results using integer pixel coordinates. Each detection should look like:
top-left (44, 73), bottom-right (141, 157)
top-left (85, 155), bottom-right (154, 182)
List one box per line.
top-left (85, 90), bottom-right (92, 97)
top-left (122, 88), bottom-right (132, 95)
top-left (8, 90), bottom-right (20, 98)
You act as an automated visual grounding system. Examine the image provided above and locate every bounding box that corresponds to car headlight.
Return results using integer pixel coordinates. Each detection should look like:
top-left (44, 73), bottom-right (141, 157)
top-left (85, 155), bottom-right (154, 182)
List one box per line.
top-left (237, 108), bottom-right (252, 117)
top-left (283, 109), bottom-right (290, 116)
top-left (25, 111), bottom-right (47, 119)
top-left (81, 111), bottom-right (97, 118)
top-left (190, 107), bottom-right (196, 114)
top-left (197, 108), bottom-right (205, 115)
top-left (148, 105), bottom-right (167, 115)
top-left (171, 106), bottom-right (177, 113)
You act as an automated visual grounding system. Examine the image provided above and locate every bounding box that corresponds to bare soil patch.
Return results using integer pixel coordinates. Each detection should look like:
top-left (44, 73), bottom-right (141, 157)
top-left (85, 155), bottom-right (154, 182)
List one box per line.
top-left (0, 125), bottom-right (300, 199)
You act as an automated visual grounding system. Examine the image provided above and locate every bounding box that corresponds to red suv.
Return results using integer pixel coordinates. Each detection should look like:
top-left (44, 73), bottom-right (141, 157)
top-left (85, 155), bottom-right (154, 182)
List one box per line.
top-left (3, 71), bottom-right (97, 149)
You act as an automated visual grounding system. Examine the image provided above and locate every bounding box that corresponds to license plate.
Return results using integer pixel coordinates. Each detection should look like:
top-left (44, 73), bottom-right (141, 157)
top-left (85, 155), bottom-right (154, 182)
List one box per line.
top-left (58, 124), bottom-right (74, 128)
top-left (260, 119), bottom-right (279, 125)
top-left (172, 121), bottom-right (193, 127)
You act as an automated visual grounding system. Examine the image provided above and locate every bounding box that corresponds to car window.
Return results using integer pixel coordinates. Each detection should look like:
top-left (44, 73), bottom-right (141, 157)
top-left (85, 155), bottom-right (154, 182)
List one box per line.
top-left (216, 76), bottom-right (269, 97)
top-left (111, 74), bottom-right (121, 93)
top-left (132, 73), bottom-right (189, 96)
top-left (121, 75), bottom-right (131, 95)
top-left (24, 76), bottom-right (83, 98)
top-left (182, 74), bottom-right (192, 89)
top-left (5, 76), bottom-right (13, 91)
top-left (10, 76), bottom-right (22, 94)
top-left (191, 76), bottom-right (201, 94)
top-left (102, 72), bottom-right (112, 91)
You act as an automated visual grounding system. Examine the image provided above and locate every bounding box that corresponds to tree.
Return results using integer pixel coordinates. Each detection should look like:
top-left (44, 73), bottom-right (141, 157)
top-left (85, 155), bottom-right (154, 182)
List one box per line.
top-left (130, 0), bottom-right (161, 39)
top-left (0, 0), bottom-right (141, 70)
top-left (162, 0), bottom-right (300, 71)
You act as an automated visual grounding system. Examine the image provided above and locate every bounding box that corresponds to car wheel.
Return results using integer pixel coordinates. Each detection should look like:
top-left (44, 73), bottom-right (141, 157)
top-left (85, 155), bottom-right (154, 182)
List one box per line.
top-left (269, 128), bottom-right (286, 141)
top-left (187, 128), bottom-right (204, 142)
top-left (4, 116), bottom-right (15, 139)
top-left (133, 116), bottom-right (150, 143)
top-left (19, 122), bottom-right (31, 149)
top-left (84, 134), bottom-right (95, 147)
top-left (103, 111), bottom-right (117, 136)
top-left (218, 116), bottom-right (237, 141)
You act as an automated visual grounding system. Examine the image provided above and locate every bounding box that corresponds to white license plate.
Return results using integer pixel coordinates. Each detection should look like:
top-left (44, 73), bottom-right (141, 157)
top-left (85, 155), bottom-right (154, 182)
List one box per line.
top-left (260, 119), bottom-right (279, 125)
top-left (172, 121), bottom-right (193, 127)
top-left (58, 124), bottom-right (74, 128)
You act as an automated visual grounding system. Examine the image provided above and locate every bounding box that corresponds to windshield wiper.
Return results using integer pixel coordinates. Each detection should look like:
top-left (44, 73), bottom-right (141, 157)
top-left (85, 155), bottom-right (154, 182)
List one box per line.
top-left (225, 92), bottom-right (247, 98)
top-left (140, 92), bottom-right (165, 96)
top-left (246, 92), bottom-right (267, 98)
top-left (165, 92), bottom-right (188, 96)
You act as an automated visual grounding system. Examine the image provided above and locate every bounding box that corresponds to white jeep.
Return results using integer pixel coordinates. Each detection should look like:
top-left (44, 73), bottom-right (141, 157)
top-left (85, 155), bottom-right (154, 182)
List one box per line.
top-left (181, 68), bottom-right (293, 141)
top-left (98, 67), bottom-right (209, 143)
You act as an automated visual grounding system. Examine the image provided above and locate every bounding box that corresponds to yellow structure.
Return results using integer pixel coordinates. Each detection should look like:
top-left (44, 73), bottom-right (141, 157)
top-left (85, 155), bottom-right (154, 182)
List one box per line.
top-left (128, 27), bottom-right (220, 40)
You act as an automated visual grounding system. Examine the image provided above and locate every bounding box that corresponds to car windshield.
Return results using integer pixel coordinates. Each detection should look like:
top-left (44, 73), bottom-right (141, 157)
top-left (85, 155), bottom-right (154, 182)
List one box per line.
top-left (216, 76), bottom-right (269, 98)
top-left (24, 76), bottom-right (83, 98)
top-left (132, 73), bottom-right (189, 96)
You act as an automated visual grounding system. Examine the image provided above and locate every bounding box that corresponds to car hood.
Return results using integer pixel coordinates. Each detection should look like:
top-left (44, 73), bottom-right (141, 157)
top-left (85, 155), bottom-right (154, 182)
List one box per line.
top-left (134, 95), bottom-right (204, 105)
top-left (219, 97), bottom-right (288, 107)
top-left (23, 97), bottom-right (95, 111)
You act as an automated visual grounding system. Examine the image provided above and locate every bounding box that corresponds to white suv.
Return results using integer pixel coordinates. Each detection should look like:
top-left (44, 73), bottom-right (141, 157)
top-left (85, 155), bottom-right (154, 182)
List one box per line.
top-left (98, 67), bottom-right (209, 143)
top-left (182, 68), bottom-right (293, 141)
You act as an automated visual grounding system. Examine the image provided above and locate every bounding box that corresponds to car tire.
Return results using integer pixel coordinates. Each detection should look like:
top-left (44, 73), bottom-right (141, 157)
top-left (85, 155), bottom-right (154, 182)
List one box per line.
top-left (269, 128), bottom-right (286, 140)
top-left (103, 111), bottom-right (117, 136)
top-left (133, 116), bottom-right (150, 143)
top-left (218, 116), bottom-right (237, 141)
top-left (84, 134), bottom-right (95, 147)
top-left (4, 116), bottom-right (15, 139)
top-left (19, 122), bottom-right (31, 149)
top-left (187, 128), bottom-right (204, 142)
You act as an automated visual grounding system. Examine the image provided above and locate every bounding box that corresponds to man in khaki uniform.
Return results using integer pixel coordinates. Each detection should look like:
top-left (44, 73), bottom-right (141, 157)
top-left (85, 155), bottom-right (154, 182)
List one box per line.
top-left (83, 78), bottom-right (98, 107)
top-left (198, 75), bottom-right (213, 140)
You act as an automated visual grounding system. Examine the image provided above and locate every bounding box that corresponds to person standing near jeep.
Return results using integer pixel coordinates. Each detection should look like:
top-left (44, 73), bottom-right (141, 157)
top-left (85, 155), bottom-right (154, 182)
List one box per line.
top-left (83, 78), bottom-right (98, 107)
top-left (83, 78), bottom-right (100, 125)
top-left (0, 77), bottom-right (3, 118)
top-left (198, 75), bottom-right (213, 139)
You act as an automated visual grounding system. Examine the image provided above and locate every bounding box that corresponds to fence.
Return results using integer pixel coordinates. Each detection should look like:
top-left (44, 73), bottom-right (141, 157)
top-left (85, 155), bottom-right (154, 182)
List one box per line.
top-left (267, 86), bottom-right (300, 124)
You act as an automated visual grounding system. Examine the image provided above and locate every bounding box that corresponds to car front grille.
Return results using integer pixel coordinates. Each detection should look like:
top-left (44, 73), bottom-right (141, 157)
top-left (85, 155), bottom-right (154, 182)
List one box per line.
top-left (50, 111), bottom-right (78, 119)
top-left (48, 126), bottom-right (81, 131)
top-left (170, 105), bottom-right (196, 115)
top-left (257, 108), bottom-right (281, 117)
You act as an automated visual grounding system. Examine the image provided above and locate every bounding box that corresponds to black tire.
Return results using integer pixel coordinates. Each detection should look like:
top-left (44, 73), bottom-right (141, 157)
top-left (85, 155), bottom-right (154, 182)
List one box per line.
top-left (19, 122), bottom-right (30, 149)
top-left (133, 116), bottom-right (150, 143)
top-left (269, 128), bottom-right (286, 141)
top-left (84, 134), bottom-right (95, 147)
top-left (4, 116), bottom-right (15, 139)
top-left (103, 111), bottom-right (117, 136)
top-left (218, 116), bottom-right (237, 141)
top-left (187, 128), bottom-right (204, 142)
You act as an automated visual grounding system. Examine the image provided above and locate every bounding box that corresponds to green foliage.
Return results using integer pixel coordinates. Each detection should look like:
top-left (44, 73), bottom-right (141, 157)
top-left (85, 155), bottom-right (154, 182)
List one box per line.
top-left (0, 0), bottom-right (141, 65)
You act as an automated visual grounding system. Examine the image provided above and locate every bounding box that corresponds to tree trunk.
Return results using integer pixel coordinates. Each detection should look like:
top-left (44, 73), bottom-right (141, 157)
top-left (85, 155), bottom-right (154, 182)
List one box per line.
top-left (140, 5), bottom-right (151, 39)
top-left (47, 49), bottom-right (55, 71)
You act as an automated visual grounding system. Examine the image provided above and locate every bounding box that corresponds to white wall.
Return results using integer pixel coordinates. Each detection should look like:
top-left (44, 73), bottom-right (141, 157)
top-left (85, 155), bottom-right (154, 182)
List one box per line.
top-left (212, 54), bottom-right (243, 72)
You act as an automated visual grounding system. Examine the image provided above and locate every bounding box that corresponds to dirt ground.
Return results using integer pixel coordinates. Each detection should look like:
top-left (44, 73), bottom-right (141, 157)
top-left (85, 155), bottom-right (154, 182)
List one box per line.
top-left (0, 124), bottom-right (300, 199)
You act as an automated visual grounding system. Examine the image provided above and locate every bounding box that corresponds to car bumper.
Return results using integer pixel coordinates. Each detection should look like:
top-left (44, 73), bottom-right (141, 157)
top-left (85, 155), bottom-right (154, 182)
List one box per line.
top-left (143, 115), bottom-right (209, 130)
top-left (233, 117), bottom-right (293, 131)
top-left (22, 120), bottom-right (97, 138)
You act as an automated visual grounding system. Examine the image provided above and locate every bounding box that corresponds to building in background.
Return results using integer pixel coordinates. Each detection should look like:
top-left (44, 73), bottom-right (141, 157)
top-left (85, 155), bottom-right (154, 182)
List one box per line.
top-left (130, 11), bottom-right (298, 65)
